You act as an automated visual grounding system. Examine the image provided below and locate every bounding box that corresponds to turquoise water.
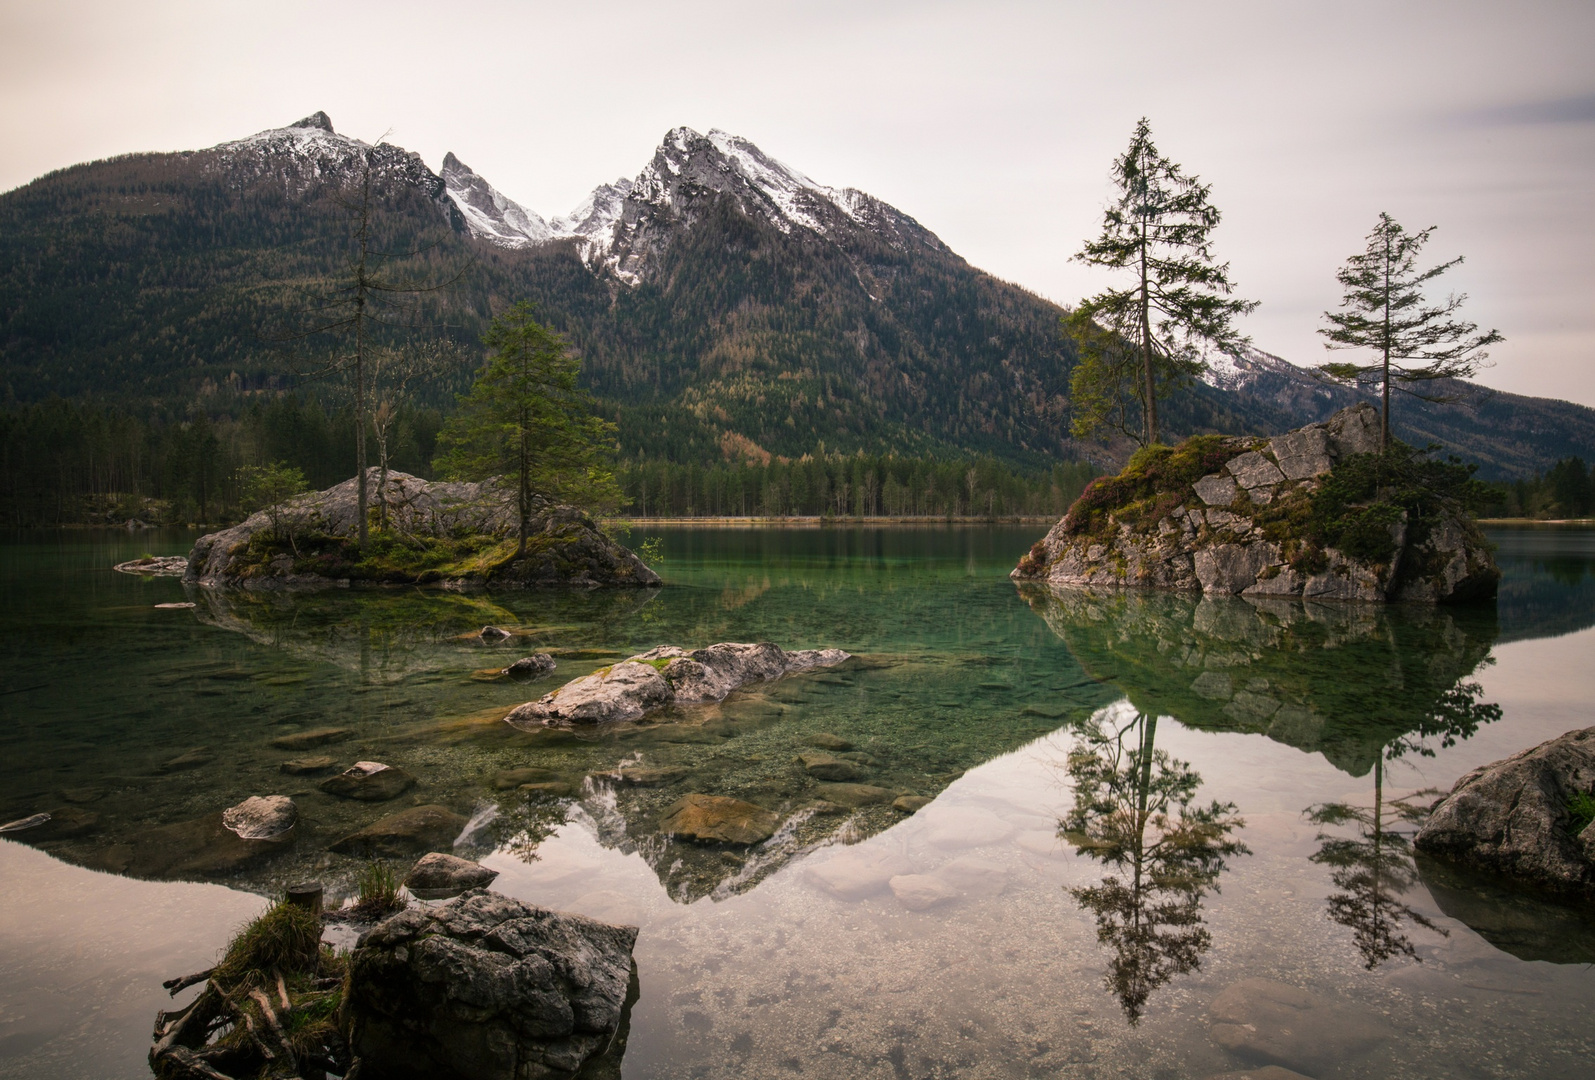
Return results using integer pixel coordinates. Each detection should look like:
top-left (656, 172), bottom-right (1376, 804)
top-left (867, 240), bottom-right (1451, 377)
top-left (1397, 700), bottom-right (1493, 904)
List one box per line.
top-left (1, 525), bottom-right (1592, 1078)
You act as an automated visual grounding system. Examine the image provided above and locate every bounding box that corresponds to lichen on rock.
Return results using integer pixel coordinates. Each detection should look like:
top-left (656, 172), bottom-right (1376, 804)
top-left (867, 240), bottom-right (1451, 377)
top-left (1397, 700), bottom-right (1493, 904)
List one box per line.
top-left (1013, 404), bottom-right (1498, 603)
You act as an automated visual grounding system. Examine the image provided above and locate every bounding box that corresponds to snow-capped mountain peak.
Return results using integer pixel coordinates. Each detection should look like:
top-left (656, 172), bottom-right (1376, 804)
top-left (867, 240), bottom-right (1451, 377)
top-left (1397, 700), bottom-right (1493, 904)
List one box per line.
top-left (441, 152), bottom-right (551, 248)
top-left (210, 112), bottom-right (444, 206)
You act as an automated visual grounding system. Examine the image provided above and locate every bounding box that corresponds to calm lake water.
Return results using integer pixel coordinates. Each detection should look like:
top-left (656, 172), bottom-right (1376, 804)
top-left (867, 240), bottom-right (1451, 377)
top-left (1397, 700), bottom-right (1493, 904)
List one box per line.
top-left (1, 524), bottom-right (1593, 1079)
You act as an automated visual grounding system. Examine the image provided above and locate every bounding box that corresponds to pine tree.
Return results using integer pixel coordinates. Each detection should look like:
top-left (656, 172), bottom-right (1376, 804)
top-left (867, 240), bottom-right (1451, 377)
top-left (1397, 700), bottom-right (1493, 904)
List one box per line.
top-left (434, 303), bottom-right (620, 555)
top-left (1067, 118), bottom-right (1257, 446)
top-left (1317, 213), bottom-right (1503, 449)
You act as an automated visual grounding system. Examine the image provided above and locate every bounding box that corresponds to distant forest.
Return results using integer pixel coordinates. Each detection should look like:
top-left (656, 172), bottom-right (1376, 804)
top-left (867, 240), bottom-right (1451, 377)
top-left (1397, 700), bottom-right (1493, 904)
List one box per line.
top-left (0, 396), bottom-right (1097, 526)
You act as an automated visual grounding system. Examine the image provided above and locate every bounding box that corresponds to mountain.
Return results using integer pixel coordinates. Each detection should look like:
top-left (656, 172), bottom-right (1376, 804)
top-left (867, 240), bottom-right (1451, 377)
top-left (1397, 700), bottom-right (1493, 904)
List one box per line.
top-left (1, 112), bottom-right (1591, 477)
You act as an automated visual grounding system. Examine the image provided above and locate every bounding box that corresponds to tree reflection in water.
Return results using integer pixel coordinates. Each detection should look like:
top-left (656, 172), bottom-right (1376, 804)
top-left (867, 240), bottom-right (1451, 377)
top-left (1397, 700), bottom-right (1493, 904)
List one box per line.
top-left (1060, 703), bottom-right (1248, 1024)
top-left (1305, 678), bottom-right (1501, 969)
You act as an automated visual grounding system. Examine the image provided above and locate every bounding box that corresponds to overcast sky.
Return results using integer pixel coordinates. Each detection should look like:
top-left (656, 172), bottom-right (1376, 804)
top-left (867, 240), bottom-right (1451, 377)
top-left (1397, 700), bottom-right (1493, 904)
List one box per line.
top-left (3, 0), bottom-right (1592, 406)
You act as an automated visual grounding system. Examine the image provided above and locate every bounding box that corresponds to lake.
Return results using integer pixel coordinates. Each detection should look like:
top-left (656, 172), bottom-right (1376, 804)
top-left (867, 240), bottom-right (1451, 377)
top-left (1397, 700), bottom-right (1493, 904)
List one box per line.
top-left (1, 524), bottom-right (1593, 1079)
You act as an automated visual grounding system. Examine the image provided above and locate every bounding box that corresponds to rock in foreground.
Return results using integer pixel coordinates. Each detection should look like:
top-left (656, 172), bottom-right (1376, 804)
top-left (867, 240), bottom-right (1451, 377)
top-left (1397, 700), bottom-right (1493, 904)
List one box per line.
top-left (505, 642), bottom-right (850, 727)
top-left (184, 470), bottom-right (659, 591)
top-left (1415, 725), bottom-right (1595, 898)
top-left (347, 889), bottom-right (638, 1080)
top-left (1014, 404), bottom-right (1497, 603)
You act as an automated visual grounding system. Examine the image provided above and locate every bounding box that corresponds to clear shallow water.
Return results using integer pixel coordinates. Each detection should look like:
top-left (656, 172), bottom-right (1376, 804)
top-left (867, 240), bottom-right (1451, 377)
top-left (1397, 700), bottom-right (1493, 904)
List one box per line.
top-left (1, 525), bottom-right (1593, 1078)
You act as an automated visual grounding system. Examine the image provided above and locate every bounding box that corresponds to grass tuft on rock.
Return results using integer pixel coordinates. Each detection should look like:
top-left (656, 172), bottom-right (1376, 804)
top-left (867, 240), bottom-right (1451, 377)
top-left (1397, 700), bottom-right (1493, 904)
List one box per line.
top-left (350, 860), bottom-right (406, 918)
top-left (215, 900), bottom-right (323, 987)
top-left (1569, 790), bottom-right (1595, 837)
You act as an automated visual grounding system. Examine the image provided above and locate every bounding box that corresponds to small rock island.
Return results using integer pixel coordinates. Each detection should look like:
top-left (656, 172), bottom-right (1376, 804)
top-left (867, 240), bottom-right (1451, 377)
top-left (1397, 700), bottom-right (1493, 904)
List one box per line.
top-left (184, 471), bottom-right (658, 590)
top-left (1014, 403), bottom-right (1498, 602)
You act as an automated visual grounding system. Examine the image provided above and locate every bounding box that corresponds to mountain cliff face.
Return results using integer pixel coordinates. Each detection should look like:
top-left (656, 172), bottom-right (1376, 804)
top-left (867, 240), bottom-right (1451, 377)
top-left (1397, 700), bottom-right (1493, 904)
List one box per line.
top-left (1, 112), bottom-right (1591, 476)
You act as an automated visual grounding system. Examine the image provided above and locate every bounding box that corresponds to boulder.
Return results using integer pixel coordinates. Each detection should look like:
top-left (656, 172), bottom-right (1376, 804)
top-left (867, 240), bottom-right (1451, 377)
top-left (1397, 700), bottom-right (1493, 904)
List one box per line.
top-left (504, 654), bottom-right (557, 680)
top-left (505, 642), bottom-right (851, 728)
top-left (320, 761), bottom-right (417, 801)
top-left (184, 470), bottom-right (660, 591)
top-left (270, 727), bottom-right (353, 750)
top-left (347, 889), bottom-right (637, 1080)
top-left (658, 794), bottom-right (779, 846)
top-left (1208, 978), bottom-right (1393, 1072)
top-left (221, 795), bottom-right (297, 840)
top-left (404, 852), bottom-right (499, 897)
top-left (331, 805), bottom-right (468, 858)
top-left (1414, 726), bottom-right (1595, 898)
top-left (1013, 403), bottom-right (1497, 604)
top-left (479, 625), bottom-right (512, 641)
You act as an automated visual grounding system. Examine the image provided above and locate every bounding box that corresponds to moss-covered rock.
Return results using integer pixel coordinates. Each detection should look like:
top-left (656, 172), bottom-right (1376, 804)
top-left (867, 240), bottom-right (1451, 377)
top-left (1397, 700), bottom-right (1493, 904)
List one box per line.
top-left (1013, 404), bottom-right (1498, 603)
top-left (184, 470), bottom-right (659, 591)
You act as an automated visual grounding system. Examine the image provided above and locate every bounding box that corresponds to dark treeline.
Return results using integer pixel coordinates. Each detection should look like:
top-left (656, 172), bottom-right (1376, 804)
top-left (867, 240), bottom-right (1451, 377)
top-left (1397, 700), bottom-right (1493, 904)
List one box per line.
top-left (619, 455), bottom-right (1098, 519)
top-left (0, 396), bottom-right (439, 526)
top-left (1480, 457), bottom-right (1595, 519)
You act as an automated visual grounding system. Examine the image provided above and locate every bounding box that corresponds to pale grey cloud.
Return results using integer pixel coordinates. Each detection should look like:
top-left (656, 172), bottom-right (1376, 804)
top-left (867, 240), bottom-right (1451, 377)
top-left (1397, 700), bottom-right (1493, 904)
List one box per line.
top-left (1, 0), bottom-right (1592, 408)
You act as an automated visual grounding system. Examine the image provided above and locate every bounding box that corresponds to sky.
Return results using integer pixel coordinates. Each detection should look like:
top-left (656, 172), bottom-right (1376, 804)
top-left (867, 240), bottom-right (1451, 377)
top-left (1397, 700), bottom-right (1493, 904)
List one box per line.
top-left (2, 0), bottom-right (1592, 406)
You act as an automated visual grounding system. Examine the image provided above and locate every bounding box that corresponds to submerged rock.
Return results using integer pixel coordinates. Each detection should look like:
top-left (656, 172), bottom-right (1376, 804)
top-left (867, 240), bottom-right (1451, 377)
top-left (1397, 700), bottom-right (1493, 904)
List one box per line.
top-left (799, 752), bottom-right (865, 781)
top-left (1014, 403), bottom-right (1497, 603)
top-left (403, 852), bottom-right (499, 897)
top-left (1208, 978), bottom-right (1393, 1072)
top-left (505, 642), bottom-right (850, 727)
top-left (347, 889), bottom-right (637, 1080)
top-left (330, 805), bottom-right (467, 857)
top-left (270, 727), bottom-right (353, 750)
top-left (504, 654), bottom-right (557, 680)
top-left (183, 470), bottom-right (660, 591)
top-left (658, 794), bottom-right (779, 846)
top-left (280, 755), bottom-right (337, 775)
top-left (158, 747), bottom-right (214, 772)
top-left (1414, 725), bottom-right (1595, 898)
top-left (320, 761), bottom-right (417, 802)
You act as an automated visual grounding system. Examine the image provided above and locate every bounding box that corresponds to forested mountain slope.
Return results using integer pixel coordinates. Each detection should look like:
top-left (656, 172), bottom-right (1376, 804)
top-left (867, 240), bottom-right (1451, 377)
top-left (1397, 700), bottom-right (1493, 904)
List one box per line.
top-left (1, 112), bottom-right (1590, 477)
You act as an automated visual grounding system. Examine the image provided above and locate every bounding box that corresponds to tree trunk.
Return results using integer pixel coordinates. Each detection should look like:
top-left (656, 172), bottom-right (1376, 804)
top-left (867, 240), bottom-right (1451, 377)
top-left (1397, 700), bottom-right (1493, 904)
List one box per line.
top-left (1381, 235), bottom-right (1392, 451)
top-left (1139, 216), bottom-right (1158, 446)
top-left (517, 402), bottom-right (530, 558)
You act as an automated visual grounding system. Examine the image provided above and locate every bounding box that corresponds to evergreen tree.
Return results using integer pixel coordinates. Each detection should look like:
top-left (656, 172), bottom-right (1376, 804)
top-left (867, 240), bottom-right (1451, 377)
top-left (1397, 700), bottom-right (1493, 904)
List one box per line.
top-left (434, 303), bottom-right (620, 555)
top-left (1317, 213), bottom-right (1504, 449)
top-left (1067, 118), bottom-right (1257, 446)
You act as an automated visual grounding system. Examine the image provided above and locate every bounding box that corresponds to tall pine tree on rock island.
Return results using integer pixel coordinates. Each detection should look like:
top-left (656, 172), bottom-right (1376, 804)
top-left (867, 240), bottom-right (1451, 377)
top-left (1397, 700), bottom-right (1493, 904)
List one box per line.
top-left (1066, 118), bottom-right (1257, 447)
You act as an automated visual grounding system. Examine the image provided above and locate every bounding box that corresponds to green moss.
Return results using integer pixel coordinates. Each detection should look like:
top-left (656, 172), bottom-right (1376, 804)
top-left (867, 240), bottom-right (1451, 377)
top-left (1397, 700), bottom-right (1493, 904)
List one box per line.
top-left (639, 656), bottom-right (675, 672)
top-left (1064, 434), bottom-right (1250, 539)
top-left (1569, 790), bottom-right (1595, 837)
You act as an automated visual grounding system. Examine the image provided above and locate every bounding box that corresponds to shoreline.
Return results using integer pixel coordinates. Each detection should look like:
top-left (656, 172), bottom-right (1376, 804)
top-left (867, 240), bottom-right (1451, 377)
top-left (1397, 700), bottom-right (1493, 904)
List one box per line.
top-left (1476, 517), bottom-right (1595, 526)
top-left (616, 516), bottom-right (1060, 528)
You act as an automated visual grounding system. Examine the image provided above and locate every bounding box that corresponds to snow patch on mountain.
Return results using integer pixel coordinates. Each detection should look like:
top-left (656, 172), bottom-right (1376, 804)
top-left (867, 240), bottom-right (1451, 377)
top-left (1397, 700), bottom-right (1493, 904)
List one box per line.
top-left (211, 113), bottom-right (444, 203)
top-left (442, 153), bottom-right (552, 248)
top-left (1201, 346), bottom-right (1311, 391)
top-left (549, 179), bottom-right (634, 260)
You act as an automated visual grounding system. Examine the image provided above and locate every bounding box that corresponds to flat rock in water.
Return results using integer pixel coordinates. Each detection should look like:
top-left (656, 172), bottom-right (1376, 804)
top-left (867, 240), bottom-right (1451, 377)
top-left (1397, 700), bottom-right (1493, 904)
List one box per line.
top-left (347, 889), bottom-right (637, 1080)
top-left (320, 761), bottom-right (416, 801)
top-left (505, 642), bottom-right (850, 727)
top-left (114, 555), bottom-right (189, 576)
top-left (805, 733), bottom-right (854, 751)
top-left (221, 795), bottom-right (297, 840)
top-left (0, 812), bottom-right (51, 834)
top-left (403, 852), bottom-right (499, 897)
top-left (519, 782), bottom-right (576, 798)
top-left (604, 766), bottom-right (689, 787)
top-left (280, 755), bottom-right (336, 775)
top-left (892, 795), bottom-right (932, 813)
top-left (270, 727), bottom-right (353, 750)
top-left (330, 805), bottom-right (467, 857)
top-left (492, 766), bottom-right (566, 790)
top-left (807, 848), bottom-right (913, 900)
top-left (658, 793), bottom-right (779, 846)
top-left (799, 752), bottom-right (865, 782)
top-left (1416, 725), bottom-right (1595, 898)
top-left (504, 654), bottom-right (557, 679)
top-left (1208, 978), bottom-right (1393, 1072)
top-left (159, 747), bottom-right (213, 772)
top-left (814, 783), bottom-right (897, 808)
top-left (889, 873), bottom-right (960, 911)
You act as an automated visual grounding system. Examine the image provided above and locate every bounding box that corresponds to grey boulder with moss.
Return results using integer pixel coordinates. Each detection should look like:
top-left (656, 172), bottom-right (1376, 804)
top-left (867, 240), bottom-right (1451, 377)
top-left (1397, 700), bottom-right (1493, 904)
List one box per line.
top-left (184, 469), bottom-right (659, 591)
top-left (505, 642), bottom-right (851, 727)
top-left (1013, 404), bottom-right (1497, 603)
top-left (1415, 725), bottom-right (1595, 898)
top-left (347, 889), bottom-right (637, 1080)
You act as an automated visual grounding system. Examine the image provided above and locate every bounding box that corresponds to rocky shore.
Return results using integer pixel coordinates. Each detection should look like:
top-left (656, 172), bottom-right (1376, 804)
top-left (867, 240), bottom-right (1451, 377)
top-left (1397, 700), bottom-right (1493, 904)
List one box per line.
top-left (1014, 404), bottom-right (1498, 603)
top-left (184, 470), bottom-right (658, 590)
